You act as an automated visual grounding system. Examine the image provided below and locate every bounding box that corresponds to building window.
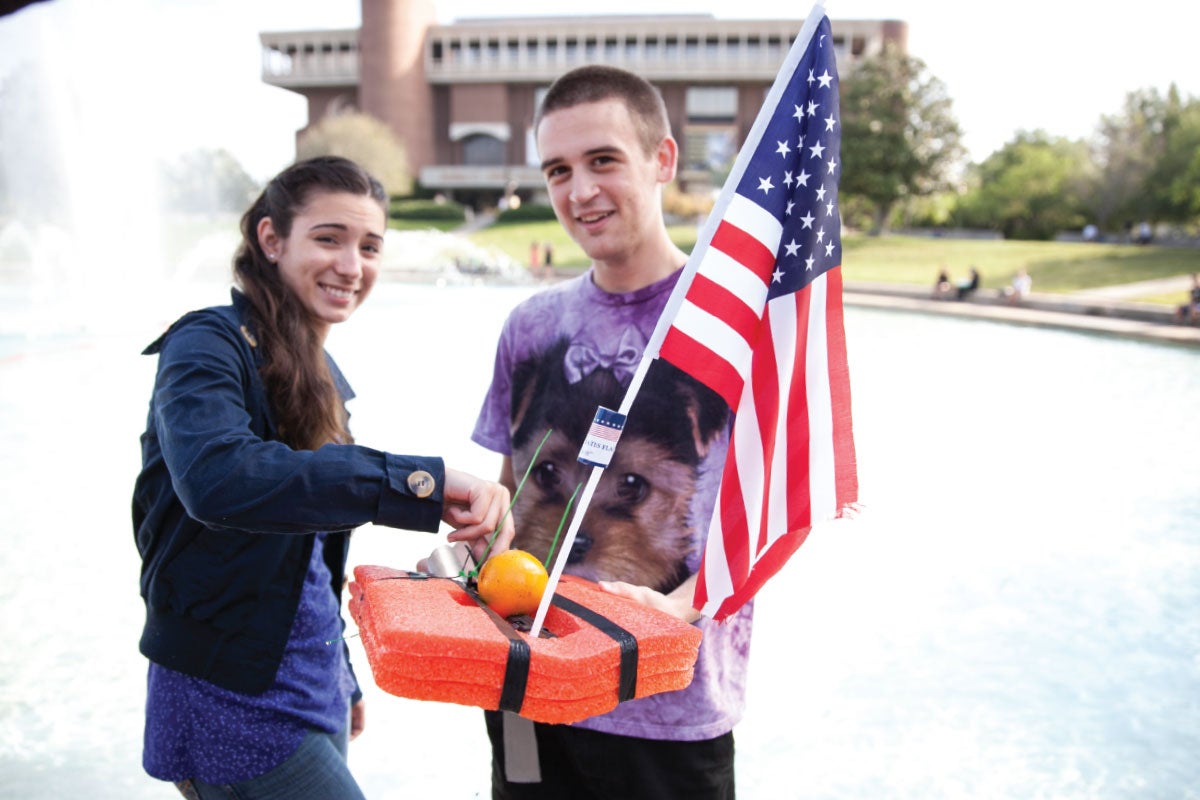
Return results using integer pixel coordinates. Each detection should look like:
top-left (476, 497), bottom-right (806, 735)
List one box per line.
top-left (683, 124), bottom-right (737, 175)
top-left (767, 36), bottom-right (783, 62)
top-left (462, 134), bottom-right (506, 166)
top-left (686, 86), bottom-right (738, 119)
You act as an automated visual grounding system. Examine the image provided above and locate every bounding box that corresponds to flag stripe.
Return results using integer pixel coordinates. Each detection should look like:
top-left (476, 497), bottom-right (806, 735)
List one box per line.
top-left (717, 193), bottom-right (785, 261)
top-left (659, 317), bottom-right (747, 408)
top-left (681, 271), bottom-right (765, 351)
top-left (804, 273), bottom-right (837, 522)
top-left (824, 268), bottom-right (859, 507)
top-left (766, 296), bottom-right (797, 548)
top-left (709, 219), bottom-right (778, 285)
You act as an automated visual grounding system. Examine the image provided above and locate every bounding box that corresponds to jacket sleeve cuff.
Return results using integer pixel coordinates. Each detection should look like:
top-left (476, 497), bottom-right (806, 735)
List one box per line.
top-left (377, 454), bottom-right (445, 532)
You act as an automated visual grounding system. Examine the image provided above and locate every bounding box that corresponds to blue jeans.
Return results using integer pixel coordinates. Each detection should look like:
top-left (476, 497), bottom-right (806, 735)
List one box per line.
top-left (177, 728), bottom-right (366, 800)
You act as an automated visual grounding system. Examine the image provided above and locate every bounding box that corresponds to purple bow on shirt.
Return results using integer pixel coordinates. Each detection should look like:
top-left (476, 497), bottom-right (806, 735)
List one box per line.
top-left (563, 327), bottom-right (646, 385)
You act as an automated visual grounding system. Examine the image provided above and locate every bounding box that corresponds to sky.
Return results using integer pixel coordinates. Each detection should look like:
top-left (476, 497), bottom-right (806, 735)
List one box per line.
top-left (0, 0), bottom-right (1197, 183)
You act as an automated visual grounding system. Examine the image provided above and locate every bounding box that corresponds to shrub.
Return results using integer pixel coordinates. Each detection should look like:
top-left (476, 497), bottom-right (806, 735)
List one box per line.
top-left (495, 204), bottom-right (559, 224)
top-left (389, 198), bottom-right (467, 223)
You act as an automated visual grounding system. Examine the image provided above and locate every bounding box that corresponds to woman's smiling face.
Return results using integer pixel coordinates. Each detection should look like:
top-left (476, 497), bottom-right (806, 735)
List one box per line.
top-left (257, 189), bottom-right (386, 336)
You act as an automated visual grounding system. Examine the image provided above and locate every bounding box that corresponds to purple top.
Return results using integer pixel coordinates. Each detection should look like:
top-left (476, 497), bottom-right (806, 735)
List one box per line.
top-left (143, 532), bottom-right (355, 783)
top-left (473, 269), bottom-right (754, 742)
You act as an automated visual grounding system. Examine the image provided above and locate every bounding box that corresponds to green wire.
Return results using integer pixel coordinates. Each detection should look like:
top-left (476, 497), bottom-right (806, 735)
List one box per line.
top-left (543, 480), bottom-right (583, 571)
top-left (463, 428), bottom-right (553, 579)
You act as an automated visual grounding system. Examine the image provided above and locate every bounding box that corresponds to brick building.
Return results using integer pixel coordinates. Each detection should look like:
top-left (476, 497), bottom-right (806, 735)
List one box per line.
top-left (260, 0), bottom-right (906, 205)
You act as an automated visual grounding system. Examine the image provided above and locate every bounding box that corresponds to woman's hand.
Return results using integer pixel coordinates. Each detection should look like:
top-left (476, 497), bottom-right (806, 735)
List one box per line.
top-left (349, 699), bottom-right (365, 741)
top-left (599, 574), bottom-right (703, 623)
top-left (441, 468), bottom-right (515, 562)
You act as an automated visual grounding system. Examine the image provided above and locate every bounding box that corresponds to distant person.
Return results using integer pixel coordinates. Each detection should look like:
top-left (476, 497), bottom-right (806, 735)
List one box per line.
top-left (1175, 273), bottom-right (1200, 325)
top-left (956, 266), bottom-right (980, 300)
top-left (1136, 221), bottom-right (1153, 245)
top-left (132, 156), bottom-right (515, 799)
top-left (529, 240), bottom-right (542, 271)
top-left (1003, 268), bottom-right (1032, 304)
top-left (1083, 224), bottom-right (1099, 242)
top-left (933, 266), bottom-right (953, 299)
top-left (541, 240), bottom-right (555, 278)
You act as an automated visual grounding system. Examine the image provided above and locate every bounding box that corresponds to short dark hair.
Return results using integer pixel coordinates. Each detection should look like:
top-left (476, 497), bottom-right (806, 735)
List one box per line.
top-left (535, 65), bottom-right (671, 156)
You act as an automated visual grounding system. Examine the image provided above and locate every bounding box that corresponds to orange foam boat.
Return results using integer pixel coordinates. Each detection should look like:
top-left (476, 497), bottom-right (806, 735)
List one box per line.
top-left (348, 565), bottom-right (703, 724)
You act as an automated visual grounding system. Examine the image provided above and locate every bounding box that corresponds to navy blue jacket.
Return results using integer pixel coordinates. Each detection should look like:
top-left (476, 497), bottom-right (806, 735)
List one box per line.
top-left (133, 290), bottom-right (444, 695)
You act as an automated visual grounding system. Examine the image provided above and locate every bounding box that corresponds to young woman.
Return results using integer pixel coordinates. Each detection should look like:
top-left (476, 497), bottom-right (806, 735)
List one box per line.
top-left (132, 156), bottom-right (514, 799)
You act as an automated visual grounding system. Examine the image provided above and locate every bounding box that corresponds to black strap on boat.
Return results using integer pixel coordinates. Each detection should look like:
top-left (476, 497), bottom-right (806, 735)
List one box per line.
top-left (551, 595), bottom-right (639, 702)
top-left (463, 585), bottom-right (531, 714)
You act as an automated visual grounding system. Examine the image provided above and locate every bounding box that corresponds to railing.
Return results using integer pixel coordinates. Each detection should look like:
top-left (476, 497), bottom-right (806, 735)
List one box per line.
top-left (260, 29), bottom-right (359, 88)
top-left (419, 165), bottom-right (544, 189)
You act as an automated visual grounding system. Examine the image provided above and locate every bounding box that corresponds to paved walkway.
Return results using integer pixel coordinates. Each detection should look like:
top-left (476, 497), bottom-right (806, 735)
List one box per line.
top-left (843, 281), bottom-right (1200, 348)
top-left (1070, 274), bottom-right (1195, 300)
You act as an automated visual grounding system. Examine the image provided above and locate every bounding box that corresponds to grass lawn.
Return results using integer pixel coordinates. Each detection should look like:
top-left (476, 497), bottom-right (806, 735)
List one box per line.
top-left (466, 220), bottom-right (1198, 302)
top-left (839, 235), bottom-right (1198, 295)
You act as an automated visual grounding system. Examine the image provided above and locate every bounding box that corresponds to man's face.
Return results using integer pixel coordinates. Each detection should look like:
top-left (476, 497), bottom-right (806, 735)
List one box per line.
top-left (536, 99), bottom-right (674, 270)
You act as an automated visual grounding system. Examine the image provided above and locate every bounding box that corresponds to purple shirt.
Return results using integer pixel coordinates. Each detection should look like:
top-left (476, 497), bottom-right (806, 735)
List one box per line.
top-left (143, 532), bottom-right (355, 783)
top-left (473, 269), bottom-right (753, 741)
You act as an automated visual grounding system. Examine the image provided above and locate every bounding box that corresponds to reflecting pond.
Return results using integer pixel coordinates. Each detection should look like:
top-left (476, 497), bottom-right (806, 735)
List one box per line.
top-left (1, 282), bottom-right (1196, 798)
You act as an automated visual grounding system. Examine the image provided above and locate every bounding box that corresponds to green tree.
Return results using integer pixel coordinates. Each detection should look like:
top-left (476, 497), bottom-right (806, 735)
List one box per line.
top-left (160, 148), bottom-right (259, 214)
top-left (297, 112), bottom-right (411, 198)
top-left (839, 45), bottom-right (964, 234)
top-left (1087, 88), bottom-right (1171, 230)
top-left (959, 131), bottom-right (1090, 240)
top-left (1144, 87), bottom-right (1200, 223)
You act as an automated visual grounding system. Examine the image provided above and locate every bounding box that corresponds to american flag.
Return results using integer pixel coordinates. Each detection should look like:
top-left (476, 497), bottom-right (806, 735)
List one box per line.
top-left (650, 7), bottom-right (857, 621)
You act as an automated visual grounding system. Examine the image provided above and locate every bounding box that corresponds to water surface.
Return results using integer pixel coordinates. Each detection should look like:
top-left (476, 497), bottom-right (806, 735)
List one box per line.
top-left (1, 283), bottom-right (1196, 798)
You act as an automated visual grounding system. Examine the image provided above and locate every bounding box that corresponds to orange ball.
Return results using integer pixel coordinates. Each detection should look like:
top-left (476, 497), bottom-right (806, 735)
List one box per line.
top-left (476, 549), bottom-right (549, 619)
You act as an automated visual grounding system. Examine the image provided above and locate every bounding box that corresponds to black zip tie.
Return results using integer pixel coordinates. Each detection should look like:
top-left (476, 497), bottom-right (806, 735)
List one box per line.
top-left (550, 594), bottom-right (639, 703)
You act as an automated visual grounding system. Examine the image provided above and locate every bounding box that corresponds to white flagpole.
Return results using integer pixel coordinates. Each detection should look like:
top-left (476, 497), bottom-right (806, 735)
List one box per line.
top-left (527, 2), bottom-right (829, 637)
top-left (527, 356), bottom-right (654, 638)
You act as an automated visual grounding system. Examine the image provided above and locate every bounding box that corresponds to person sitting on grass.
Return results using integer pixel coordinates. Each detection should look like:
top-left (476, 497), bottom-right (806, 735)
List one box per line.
top-left (1003, 268), bottom-right (1032, 305)
top-left (955, 266), bottom-right (980, 301)
top-left (932, 266), bottom-right (954, 300)
top-left (1175, 273), bottom-right (1200, 325)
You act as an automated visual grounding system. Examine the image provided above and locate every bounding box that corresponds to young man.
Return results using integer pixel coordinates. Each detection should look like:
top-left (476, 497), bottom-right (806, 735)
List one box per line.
top-left (472, 65), bottom-right (750, 799)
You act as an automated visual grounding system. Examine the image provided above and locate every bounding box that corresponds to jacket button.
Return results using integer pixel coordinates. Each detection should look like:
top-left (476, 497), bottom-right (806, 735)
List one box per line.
top-left (407, 470), bottom-right (435, 498)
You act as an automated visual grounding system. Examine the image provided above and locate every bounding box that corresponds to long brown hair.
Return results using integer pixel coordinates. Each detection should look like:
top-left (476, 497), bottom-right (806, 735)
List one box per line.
top-left (232, 156), bottom-right (388, 451)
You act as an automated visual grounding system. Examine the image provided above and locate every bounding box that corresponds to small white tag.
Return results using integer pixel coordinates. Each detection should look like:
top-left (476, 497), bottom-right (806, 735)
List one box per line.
top-left (577, 406), bottom-right (626, 467)
top-left (502, 711), bottom-right (541, 782)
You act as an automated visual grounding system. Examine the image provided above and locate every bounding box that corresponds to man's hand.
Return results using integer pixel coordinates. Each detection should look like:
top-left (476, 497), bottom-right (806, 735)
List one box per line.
top-left (599, 573), bottom-right (702, 623)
